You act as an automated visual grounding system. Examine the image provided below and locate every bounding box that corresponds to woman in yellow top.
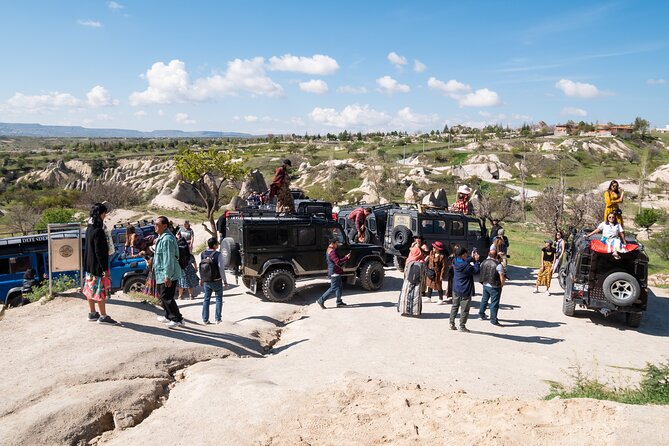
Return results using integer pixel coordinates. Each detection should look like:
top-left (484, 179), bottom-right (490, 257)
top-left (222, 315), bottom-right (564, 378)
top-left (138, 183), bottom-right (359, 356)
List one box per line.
top-left (604, 180), bottom-right (624, 225)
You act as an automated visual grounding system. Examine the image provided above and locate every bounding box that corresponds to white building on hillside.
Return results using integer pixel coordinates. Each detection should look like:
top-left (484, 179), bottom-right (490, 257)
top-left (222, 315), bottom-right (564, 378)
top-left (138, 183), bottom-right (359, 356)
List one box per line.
top-left (656, 123), bottom-right (669, 133)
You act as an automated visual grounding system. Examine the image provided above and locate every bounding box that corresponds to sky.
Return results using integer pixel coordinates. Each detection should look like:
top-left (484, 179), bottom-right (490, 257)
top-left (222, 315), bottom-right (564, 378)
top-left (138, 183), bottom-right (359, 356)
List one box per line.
top-left (0, 0), bottom-right (667, 134)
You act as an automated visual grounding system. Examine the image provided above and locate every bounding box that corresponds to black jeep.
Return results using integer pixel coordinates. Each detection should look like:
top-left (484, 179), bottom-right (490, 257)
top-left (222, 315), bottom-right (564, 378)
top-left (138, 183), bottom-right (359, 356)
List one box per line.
top-left (337, 204), bottom-right (400, 248)
top-left (220, 212), bottom-right (386, 302)
top-left (383, 206), bottom-right (489, 271)
top-left (560, 230), bottom-right (649, 328)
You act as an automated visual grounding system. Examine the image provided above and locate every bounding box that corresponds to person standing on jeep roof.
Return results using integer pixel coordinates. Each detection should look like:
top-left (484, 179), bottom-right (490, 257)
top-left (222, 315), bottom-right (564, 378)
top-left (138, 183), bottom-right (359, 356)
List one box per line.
top-left (316, 238), bottom-right (351, 309)
top-left (269, 159), bottom-right (295, 214)
top-left (451, 185), bottom-right (474, 215)
top-left (604, 180), bottom-right (624, 226)
top-left (347, 207), bottom-right (372, 243)
top-left (478, 246), bottom-right (505, 326)
top-left (200, 237), bottom-right (228, 324)
top-left (153, 216), bottom-right (185, 329)
top-left (449, 246), bottom-right (480, 333)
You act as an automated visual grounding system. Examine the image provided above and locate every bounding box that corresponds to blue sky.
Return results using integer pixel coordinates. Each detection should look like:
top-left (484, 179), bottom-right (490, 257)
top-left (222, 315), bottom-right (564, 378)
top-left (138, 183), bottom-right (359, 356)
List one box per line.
top-left (0, 0), bottom-right (667, 133)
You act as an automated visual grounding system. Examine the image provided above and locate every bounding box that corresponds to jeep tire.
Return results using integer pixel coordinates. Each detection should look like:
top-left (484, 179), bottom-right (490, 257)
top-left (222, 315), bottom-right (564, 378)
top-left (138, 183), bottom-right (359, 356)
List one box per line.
top-left (123, 275), bottom-right (146, 294)
top-left (393, 255), bottom-right (406, 272)
top-left (6, 292), bottom-right (24, 308)
top-left (602, 272), bottom-right (640, 306)
top-left (348, 227), bottom-right (371, 244)
top-left (626, 312), bottom-right (642, 328)
top-left (262, 269), bottom-right (296, 302)
top-left (391, 225), bottom-right (412, 251)
top-left (220, 237), bottom-right (240, 269)
top-left (359, 260), bottom-right (385, 291)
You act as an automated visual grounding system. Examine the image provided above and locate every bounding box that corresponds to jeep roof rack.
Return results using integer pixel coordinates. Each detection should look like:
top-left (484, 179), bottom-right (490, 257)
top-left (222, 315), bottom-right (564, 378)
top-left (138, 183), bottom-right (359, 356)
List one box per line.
top-left (113, 219), bottom-right (154, 229)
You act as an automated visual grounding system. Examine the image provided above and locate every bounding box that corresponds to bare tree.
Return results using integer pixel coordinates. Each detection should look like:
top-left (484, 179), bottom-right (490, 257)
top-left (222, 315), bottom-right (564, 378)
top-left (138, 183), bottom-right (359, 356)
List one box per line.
top-left (1, 203), bottom-right (41, 235)
top-left (473, 188), bottom-right (520, 221)
top-left (533, 185), bottom-right (564, 233)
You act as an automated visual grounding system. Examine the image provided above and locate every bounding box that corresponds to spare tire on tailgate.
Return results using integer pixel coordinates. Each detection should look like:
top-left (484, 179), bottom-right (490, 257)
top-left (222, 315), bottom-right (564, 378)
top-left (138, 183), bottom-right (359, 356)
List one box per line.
top-left (391, 225), bottom-right (412, 251)
top-left (220, 237), bottom-right (240, 269)
top-left (602, 271), bottom-right (640, 307)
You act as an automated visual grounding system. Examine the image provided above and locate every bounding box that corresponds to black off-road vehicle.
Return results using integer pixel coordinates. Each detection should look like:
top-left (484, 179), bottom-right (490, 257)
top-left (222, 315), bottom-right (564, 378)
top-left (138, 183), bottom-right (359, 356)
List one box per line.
top-left (560, 230), bottom-right (649, 328)
top-left (220, 211), bottom-right (386, 302)
top-left (383, 206), bottom-right (489, 271)
top-left (337, 204), bottom-right (400, 248)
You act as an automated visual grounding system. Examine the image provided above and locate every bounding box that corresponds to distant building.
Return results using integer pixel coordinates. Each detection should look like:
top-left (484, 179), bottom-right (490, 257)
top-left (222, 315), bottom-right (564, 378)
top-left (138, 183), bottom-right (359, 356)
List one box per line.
top-left (610, 125), bottom-right (634, 139)
top-left (554, 123), bottom-right (571, 136)
top-left (656, 124), bottom-right (669, 133)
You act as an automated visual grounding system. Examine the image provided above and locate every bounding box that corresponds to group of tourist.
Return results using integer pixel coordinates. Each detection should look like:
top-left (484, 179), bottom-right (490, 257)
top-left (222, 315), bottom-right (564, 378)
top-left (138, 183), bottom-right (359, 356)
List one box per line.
top-left (83, 203), bottom-right (228, 328)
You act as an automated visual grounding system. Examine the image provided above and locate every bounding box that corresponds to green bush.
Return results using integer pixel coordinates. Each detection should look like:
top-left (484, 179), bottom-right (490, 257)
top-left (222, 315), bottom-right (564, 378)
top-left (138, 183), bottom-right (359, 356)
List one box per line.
top-left (648, 228), bottom-right (669, 260)
top-left (25, 275), bottom-right (77, 303)
top-left (546, 361), bottom-right (669, 405)
top-left (35, 208), bottom-right (78, 231)
top-left (634, 208), bottom-right (665, 231)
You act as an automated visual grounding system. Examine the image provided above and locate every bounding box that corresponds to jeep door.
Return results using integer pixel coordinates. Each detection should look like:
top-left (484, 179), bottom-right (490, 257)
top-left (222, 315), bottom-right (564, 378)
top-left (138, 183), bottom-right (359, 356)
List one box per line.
top-left (466, 217), bottom-right (489, 255)
top-left (293, 225), bottom-right (327, 275)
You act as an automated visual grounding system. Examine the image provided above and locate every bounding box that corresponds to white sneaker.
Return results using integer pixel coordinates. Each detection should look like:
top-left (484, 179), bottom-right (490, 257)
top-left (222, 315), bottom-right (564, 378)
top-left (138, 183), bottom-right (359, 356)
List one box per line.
top-left (157, 316), bottom-right (170, 323)
top-left (545, 290), bottom-right (551, 295)
top-left (167, 320), bottom-right (185, 329)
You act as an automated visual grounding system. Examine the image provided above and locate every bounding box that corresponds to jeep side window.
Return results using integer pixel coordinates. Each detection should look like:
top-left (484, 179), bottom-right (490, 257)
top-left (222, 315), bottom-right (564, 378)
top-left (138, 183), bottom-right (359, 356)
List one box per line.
top-left (248, 228), bottom-right (289, 247)
top-left (466, 221), bottom-right (481, 238)
top-left (421, 219), bottom-right (434, 234)
top-left (322, 227), bottom-right (344, 247)
top-left (434, 220), bottom-right (448, 234)
top-left (297, 227), bottom-right (316, 246)
top-left (367, 217), bottom-right (377, 233)
top-left (451, 221), bottom-right (464, 237)
top-left (0, 255), bottom-right (32, 274)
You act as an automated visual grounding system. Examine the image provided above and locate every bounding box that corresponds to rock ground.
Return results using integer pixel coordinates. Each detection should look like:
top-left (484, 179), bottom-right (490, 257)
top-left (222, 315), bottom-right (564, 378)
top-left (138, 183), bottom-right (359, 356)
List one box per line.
top-left (1, 266), bottom-right (668, 446)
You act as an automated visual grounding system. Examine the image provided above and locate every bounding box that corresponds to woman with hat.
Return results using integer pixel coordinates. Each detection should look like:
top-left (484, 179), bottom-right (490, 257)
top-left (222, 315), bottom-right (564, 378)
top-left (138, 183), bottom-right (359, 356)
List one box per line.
top-left (425, 241), bottom-right (447, 303)
top-left (268, 159), bottom-right (295, 215)
top-left (534, 239), bottom-right (555, 295)
top-left (451, 185), bottom-right (473, 215)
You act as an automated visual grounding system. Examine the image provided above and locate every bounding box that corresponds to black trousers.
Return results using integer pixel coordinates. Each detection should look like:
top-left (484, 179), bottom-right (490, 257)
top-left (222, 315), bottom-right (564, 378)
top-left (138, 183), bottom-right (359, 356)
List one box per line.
top-left (157, 281), bottom-right (183, 322)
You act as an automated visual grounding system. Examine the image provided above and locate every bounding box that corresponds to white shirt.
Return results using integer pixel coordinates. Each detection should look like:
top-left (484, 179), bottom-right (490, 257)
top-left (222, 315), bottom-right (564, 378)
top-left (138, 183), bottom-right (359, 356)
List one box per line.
top-left (598, 221), bottom-right (623, 239)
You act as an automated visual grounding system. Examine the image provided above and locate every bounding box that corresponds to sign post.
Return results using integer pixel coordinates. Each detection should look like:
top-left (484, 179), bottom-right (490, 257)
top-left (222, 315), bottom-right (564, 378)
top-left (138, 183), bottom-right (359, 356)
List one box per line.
top-left (47, 223), bottom-right (83, 298)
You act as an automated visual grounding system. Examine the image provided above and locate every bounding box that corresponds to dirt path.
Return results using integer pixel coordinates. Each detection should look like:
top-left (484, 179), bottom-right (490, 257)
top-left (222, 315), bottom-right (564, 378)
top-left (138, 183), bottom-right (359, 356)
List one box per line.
top-left (1, 267), bottom-right (668, 445)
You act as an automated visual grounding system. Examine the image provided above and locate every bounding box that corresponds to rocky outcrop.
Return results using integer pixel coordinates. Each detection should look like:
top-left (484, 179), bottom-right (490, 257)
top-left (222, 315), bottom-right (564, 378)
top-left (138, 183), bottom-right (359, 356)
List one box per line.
top-left (239, 169), bottom-right (268, 198)
top-left (421, 188), bottom-right (449, 208)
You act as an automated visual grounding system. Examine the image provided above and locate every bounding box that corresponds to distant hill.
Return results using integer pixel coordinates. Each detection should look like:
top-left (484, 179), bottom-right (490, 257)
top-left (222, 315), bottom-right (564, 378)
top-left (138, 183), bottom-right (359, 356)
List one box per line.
top-left (0, 122), bottom-right (254, 138)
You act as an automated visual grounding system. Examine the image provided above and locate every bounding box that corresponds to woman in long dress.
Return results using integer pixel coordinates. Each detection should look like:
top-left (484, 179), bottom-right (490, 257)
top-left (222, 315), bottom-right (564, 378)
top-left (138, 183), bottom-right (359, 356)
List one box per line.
top-left (604, 180), bottom-right (624, 225)
top-left (425, 241), bottom-right (447, 304)
top-left (533, 240), bottom-right (555, 295)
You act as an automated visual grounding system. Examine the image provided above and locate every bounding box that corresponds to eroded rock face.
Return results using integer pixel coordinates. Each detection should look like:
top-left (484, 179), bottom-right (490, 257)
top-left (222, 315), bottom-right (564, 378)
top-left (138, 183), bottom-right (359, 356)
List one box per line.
top-left (421, 188), bottom-right (449, 208)
top-left (239, 169), bottom-right (267, 198)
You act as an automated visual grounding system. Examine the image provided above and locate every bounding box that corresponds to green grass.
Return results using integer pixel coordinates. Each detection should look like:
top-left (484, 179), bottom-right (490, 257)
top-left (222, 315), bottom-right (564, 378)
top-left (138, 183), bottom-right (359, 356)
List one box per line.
top-left (503, 221), bottom-right (549, 267)
top-left (545, 361), bottom-right (669, 405)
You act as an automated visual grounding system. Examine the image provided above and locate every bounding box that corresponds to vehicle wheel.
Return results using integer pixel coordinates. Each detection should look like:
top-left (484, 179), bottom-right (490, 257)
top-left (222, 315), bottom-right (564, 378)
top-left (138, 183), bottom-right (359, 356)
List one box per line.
top-left (562, 297), bottom-right (575, 316)
top-left (359, 260), bottom-right (385, 291)
top-left (393, 255), bottom-right (406, 272)
top-left (602, 272), bottom-right (640, 306)
top-left (262, 269), bottom-right (296, 302)
top-left (626, 312), bottom-right (642, 328)
top-left (220, 237), bottom-right (240, 269)
top-left (391, 225), bottom-right (412, 251)
top-left (123, 275), bottom-right (146, 294)
top-left (6, 292), bottom-right (24, 308)
top-left (558, 267), bottom-right (568, 290)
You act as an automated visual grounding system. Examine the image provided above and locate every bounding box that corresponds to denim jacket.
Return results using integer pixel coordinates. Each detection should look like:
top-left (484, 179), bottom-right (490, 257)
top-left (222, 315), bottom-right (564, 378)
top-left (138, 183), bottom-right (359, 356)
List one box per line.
top-left (153, 231), bottom-right (184, 285)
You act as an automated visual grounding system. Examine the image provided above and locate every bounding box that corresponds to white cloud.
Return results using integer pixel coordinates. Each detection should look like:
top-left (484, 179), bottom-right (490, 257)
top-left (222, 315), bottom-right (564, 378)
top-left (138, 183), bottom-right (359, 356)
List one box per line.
top-left (376, 75), bottom-right (410, 94)
top-left (392, 107), bottom-right (439, 129)
top-left (134, 110), bottom-right (147, 118)
top-left (108, 1), bottom-right (124, 10)
top-left (427, 77), bottom-right (471, 97)
top-left (478, 111), bottom-right (492, 117)
top-left (86, 85), bottom-right (119, 107)
top-left (77, 19), bottom-right (102, 28)
top-left (309, 104), bottom-right (392, 129)
top-left (646, 78), bottom-right (666, 85)
top-left (129, 58), bottom-right (283, 106)
top-left (555, 79), bottom-right (604, 98)
top-left (413, 60), bottom-right (427, 73)
top-left (267, 54), bottom-right (339, 75)
top-left (459, 88), bottom-right (501, 107)
top-left (337, 85), bottom-right (368, 94)
top-left (244, 115), bottom-right (259, 122)
top-left (428, 77), bottom-right (500, 107)
top-left (7, 92), bottom-right (81, 112)
top-left (387, 52), bottom-right (407, 68)
top-left (299, 79), bottom-right (329, 95)
top-left (175, 112), bottom-right (196, 124)
top-left (561, 106), bottom-right (588, 117)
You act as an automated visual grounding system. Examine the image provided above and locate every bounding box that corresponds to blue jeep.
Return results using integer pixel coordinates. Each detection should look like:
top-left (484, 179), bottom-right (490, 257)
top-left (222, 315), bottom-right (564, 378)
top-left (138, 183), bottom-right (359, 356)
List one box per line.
top-left (0, 232), bottom-right (147, 308)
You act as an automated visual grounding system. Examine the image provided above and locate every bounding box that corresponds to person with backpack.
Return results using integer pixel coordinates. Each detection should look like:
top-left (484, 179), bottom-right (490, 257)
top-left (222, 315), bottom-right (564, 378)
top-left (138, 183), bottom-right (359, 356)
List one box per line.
top-left (478, 246), bottom-right (505, 326)
top-left (199, 237), bottom-right (228, 324)
top-left (177, 251), bottom-right (199, 300)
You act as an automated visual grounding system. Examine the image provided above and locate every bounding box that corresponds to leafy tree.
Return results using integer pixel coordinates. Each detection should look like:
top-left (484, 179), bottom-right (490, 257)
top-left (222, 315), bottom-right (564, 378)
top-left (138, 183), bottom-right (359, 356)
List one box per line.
top-left (634, 208), bottom-right (664, 233)
top-left (648, 228), bottom-right (669, 260)
top-left (174, 147), bottom-right (246, 236)
top-left (35, 208), bottom-right (78, 231)
top-left (633, 116), bottom-right (650, 135)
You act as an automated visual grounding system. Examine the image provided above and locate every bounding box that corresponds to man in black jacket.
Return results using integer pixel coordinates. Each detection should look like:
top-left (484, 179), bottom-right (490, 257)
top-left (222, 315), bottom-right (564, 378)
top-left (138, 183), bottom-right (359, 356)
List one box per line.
top-left (478, 246), bottom-right (505, 326)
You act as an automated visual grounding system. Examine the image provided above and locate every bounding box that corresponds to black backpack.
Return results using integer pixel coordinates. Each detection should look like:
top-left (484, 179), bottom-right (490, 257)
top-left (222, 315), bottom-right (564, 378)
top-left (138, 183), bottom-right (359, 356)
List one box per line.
top-left (407, 262), bottom-right (423, 285)
top-left (199, 251), bottom-right (221, 282)
top-left (177, 238), bottom-right (190, 269)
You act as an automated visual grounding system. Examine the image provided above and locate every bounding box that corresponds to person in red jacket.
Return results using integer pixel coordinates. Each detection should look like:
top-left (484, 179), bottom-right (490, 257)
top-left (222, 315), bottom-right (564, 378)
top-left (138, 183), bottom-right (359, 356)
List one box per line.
top-left (316, 238), bottom-right (351, 309)
top-left (269, 159), bottom-right (295, 214)
top-left (347, 207), bottom-right (372, 243)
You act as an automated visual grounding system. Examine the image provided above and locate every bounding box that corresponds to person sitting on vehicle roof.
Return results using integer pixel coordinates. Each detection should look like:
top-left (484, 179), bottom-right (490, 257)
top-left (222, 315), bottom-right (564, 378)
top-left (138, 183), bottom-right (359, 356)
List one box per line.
top-left (585, 212), bottom-right (627, 260)
top-left (347, 207), bottom-right (372, 243)
top-left (269, 159), bottom-right (295, 215)
top-left (451, 185), bottom-right (474, 215)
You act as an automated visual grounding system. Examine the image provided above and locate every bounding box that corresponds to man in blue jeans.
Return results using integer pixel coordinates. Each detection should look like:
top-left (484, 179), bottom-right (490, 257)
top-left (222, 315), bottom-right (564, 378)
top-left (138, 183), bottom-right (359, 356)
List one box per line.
top-left (316, 237), bottom-right (350, 309)
top-left (478, 246), bottom-right (505, 326)
top-left (199, 237), bottom-right (228, 324)
top-left (450, 246), bottom-right (480, 332)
